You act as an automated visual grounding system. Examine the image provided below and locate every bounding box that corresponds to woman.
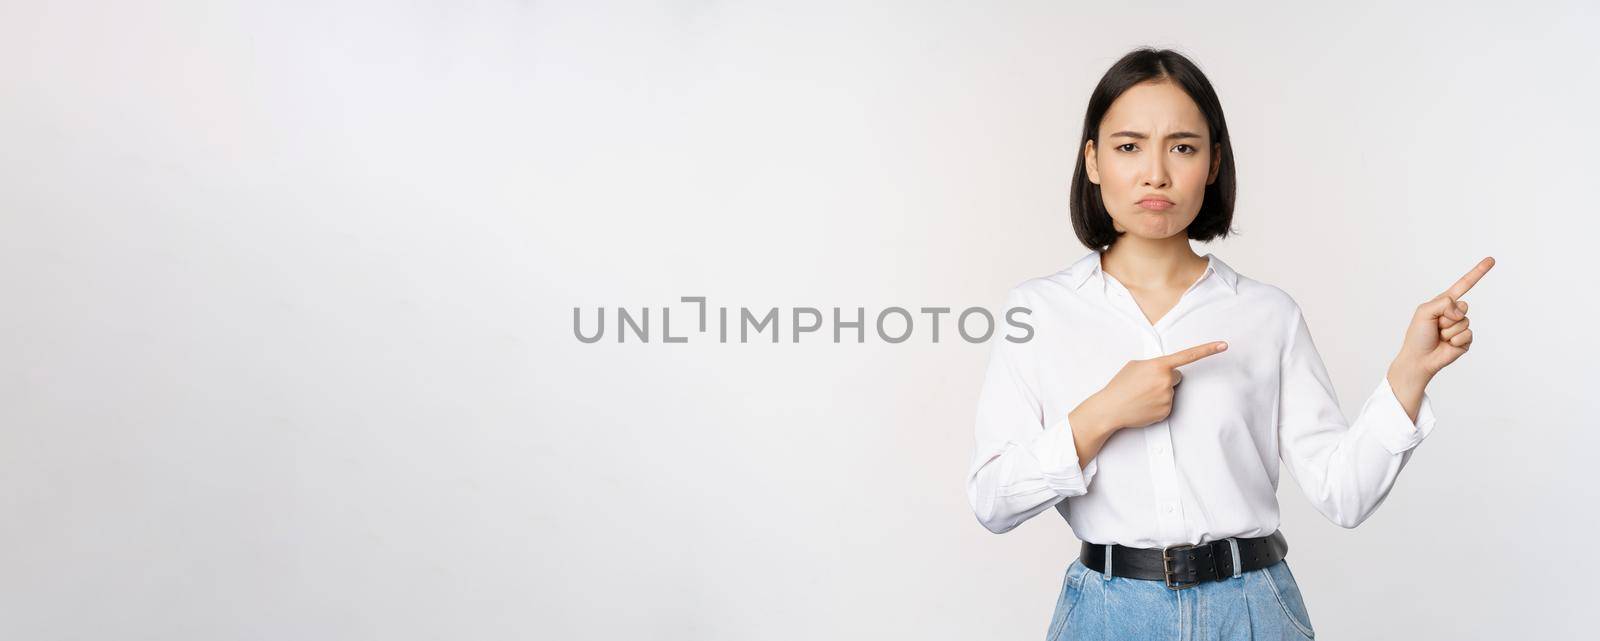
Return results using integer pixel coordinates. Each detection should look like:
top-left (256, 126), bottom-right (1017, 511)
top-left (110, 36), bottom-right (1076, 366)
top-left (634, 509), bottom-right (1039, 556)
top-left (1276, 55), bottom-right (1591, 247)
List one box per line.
top-left (964, 47), bottom-right (1493, 640)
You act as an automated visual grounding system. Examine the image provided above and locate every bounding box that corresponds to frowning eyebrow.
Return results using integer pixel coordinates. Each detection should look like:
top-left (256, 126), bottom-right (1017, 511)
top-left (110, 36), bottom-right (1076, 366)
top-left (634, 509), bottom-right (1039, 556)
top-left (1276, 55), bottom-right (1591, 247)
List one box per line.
top-left (1106, 130), bottom-right (1204, 140)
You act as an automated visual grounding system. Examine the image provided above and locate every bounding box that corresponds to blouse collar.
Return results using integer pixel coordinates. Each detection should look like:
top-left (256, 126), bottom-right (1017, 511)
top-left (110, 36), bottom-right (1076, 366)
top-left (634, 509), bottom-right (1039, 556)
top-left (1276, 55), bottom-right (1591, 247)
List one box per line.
top-left (1066, 250), bottom-right (1240, 295)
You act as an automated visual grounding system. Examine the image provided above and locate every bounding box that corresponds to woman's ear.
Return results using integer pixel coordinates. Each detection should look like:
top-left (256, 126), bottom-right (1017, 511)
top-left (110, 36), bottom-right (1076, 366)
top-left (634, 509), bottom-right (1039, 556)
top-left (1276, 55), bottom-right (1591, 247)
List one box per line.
top-left (1084, 139), bottom-right (1101, 185)
top-left (1207, 142), bottom-right (1221, 184)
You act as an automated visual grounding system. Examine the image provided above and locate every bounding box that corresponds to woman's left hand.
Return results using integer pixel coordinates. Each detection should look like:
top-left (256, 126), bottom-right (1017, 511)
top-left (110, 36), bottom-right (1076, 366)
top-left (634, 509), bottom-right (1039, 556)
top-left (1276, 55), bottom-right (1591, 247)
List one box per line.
top-left (1393, 257), bottom-right (1495, 381)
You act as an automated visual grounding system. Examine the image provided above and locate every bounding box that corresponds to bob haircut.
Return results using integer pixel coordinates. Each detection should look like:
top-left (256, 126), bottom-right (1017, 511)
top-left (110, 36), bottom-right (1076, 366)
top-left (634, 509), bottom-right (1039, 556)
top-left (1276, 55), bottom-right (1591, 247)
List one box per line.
top-left (1070, 47), bottom-right (1237, 250)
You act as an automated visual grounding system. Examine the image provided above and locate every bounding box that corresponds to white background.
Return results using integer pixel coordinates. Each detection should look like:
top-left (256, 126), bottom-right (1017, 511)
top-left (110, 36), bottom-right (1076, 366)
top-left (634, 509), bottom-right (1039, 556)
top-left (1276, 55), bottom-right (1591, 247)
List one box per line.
top-left (3, 1), bottom-right (1597, 639)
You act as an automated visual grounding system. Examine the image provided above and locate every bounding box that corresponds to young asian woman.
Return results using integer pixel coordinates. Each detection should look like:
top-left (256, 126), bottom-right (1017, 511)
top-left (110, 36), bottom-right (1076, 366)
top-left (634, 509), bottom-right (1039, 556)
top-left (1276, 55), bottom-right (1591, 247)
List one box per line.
top-left (965, 47), bottom-right (1493, 641)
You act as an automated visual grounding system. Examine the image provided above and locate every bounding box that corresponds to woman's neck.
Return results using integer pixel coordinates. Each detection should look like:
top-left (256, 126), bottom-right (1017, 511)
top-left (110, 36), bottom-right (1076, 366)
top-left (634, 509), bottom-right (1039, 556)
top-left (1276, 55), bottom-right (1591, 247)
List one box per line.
top-left (1100, 236), bottom-right (1207, 292)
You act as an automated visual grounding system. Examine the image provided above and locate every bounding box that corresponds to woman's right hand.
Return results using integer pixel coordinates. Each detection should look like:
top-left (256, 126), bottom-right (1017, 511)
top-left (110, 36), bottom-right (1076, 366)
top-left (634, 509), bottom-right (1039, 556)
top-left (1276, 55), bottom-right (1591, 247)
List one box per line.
top-left (1078, 341), bottom-right (1230, 433)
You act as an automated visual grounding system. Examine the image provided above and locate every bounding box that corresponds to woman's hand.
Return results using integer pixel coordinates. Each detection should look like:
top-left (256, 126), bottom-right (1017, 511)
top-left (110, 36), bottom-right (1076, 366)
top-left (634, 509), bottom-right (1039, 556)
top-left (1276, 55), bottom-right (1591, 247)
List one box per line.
top-left (1066, 341), bottom-right (1229, 470)
top-left (1391, 256), bottom-right (1495, 386)
top-left (1077, 341), bottom-right (1230, 434)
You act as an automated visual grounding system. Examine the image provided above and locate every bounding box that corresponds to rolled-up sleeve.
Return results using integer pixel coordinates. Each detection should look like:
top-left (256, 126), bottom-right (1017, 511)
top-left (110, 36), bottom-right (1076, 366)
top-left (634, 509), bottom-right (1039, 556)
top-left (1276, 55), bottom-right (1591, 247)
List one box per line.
top-left (966, 288), bottom-right (1099, 534)
top-left (1276, 302), bottom-right (1438, 529)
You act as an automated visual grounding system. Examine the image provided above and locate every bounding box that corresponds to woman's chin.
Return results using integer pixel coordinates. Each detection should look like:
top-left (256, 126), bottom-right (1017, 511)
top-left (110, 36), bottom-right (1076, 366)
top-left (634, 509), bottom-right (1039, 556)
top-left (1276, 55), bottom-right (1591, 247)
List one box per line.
top-left (1118, 224), bottom-right (1184, 241)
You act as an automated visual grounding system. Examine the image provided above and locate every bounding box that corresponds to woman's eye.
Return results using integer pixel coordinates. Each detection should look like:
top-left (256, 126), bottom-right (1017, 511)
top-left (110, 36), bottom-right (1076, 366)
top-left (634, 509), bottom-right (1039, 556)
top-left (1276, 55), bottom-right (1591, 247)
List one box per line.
top-left (1116, 143), bottom-right (1197, 154)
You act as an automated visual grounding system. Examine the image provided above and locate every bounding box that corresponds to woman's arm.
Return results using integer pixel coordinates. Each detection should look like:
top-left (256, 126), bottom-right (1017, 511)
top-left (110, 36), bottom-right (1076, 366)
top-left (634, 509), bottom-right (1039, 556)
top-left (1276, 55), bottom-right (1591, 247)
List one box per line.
top-left (1386, 365), bottom-right (1432, 424)
top-left (1276, 303), bottom-right (1437, 529)
top-left (966, 287), bottom-right (1231, 533)
top-left (1068, 402), bottom-right (1119, 475)
top-left (966, 289), bottom-right (1101, 534)
top-left (1276, 258), bottom-right (1491, 529)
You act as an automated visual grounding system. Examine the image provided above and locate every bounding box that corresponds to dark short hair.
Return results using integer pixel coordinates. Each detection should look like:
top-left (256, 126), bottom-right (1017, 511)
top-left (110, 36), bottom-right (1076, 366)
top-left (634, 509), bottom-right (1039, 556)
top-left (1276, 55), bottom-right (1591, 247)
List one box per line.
top-left (1070, 48), bottom-right (1238, 250)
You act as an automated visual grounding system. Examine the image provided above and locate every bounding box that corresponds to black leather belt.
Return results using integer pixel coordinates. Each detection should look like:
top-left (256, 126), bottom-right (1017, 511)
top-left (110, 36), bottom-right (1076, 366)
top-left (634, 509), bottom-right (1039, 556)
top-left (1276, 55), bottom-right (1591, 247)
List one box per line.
top-left (1079, 530), bottom-right (1288, 590)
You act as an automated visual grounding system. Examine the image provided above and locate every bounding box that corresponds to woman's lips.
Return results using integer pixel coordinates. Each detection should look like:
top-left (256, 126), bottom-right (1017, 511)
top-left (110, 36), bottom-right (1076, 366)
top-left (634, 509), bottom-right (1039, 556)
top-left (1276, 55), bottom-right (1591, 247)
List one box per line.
top-left (1137, 199), bottom-right (1174, 211)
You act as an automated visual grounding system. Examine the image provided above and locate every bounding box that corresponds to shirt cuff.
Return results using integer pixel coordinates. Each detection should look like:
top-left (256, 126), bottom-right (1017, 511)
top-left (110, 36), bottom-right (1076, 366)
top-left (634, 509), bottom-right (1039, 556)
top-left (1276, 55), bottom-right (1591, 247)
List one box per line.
top-left (1021, 414), bottom-right (1099, 497)
top-left (1369, 376), bottom-right (1438, 455)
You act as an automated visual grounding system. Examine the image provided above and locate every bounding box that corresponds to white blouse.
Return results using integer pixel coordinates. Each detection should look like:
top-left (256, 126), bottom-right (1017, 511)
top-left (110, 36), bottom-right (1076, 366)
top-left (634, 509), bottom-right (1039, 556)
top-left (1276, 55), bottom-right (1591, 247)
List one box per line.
top-left (966, 250), bottom-right (1436, 547)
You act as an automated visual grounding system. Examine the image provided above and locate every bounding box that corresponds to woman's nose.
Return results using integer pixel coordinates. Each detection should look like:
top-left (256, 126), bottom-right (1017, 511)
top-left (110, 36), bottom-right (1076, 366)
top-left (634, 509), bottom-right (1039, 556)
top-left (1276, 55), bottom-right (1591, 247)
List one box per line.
top-left (1143, 156), bottom-right (1170, 187)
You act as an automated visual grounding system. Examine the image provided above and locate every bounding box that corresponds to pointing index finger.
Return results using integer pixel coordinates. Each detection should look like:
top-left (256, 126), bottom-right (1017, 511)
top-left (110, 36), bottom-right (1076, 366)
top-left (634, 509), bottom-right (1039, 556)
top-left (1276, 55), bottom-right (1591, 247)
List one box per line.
top-left (1158, 341), bottom-right (1229, 368)
top-left (1444, 256), bottom-right (1495, 299)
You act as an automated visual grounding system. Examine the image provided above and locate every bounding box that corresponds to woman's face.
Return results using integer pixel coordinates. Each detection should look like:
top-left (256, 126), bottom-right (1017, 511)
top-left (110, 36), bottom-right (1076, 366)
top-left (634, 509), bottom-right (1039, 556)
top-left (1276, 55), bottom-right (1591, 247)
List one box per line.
top-left (1084, 80), bottom-right (1222, 241)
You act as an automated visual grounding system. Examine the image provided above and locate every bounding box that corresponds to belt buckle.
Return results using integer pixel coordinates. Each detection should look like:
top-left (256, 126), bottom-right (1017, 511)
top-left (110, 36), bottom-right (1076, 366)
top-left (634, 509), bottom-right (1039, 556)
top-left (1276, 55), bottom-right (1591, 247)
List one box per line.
top-left (1162, 543), bottom-right (1199, 590)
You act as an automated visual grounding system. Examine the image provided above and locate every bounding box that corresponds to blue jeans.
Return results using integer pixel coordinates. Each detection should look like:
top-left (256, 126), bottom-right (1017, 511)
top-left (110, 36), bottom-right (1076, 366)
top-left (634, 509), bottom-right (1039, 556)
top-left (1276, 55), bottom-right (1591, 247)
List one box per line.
top-left (1046, 557), bottom-right (1317, 640)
